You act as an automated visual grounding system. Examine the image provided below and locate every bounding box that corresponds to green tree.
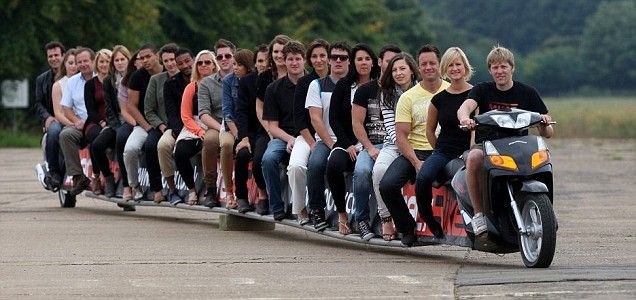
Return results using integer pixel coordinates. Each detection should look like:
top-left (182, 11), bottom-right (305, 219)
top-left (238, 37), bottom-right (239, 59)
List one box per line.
top-left (581, 0), bottom-right (636, 90)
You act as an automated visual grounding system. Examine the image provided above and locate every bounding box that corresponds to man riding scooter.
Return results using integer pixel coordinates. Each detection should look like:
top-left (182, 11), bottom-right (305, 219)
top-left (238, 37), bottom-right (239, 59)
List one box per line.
top-left (457, 46), bottom-right (554, 236)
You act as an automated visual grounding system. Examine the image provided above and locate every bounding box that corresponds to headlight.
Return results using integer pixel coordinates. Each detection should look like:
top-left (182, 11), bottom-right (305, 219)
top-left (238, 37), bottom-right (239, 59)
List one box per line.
top-left (484, 141), bottom-right (518, 170)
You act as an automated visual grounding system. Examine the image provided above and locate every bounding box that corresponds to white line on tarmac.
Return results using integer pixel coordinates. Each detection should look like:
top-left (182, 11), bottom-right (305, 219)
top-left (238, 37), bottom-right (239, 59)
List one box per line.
top-left (386, 275), bottom-right (421, 284)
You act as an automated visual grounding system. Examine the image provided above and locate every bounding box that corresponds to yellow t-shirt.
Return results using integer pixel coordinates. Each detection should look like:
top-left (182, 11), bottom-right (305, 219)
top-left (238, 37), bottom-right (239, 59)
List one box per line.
top-left (395, 81), bottom-right (450, 150)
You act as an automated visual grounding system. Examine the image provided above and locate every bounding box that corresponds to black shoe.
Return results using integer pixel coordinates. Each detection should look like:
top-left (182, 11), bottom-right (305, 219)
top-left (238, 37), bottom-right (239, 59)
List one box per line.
top-left (427, 220), bottom-right (445, 239)
top-left (70, 174), bottom-right (91, 196)
top-left (255, 199), bottom-right (269, 215)
top-left (273, 211), bottom-right (287, 221)
top-left (357, 220), bottom-right (374, 241)
top-left (401, 231), bottom-right (417, 247)
top-left (45, 172), bottom-right (62, 192)
top-left (117, 203), bottom-right (136, 211)
top-left (202, 186), bottom-right (220, 208)
top-left (311, 209), bottom-right (329, 232)
top-left (237, 198), bottom-right (253, 213)
top-left (104, 176), bottom-right (116, 198)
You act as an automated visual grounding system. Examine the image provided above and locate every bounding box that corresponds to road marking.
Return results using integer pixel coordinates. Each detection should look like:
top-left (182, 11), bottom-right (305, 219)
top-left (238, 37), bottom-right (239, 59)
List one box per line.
top-left (386, 275), bottom-right (421, 284)
top-left (459, 289), bottom-right (635, 298)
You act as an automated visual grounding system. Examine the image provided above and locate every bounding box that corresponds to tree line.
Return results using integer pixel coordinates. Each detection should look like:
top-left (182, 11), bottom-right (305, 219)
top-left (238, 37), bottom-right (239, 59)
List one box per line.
top-left (0, 0), bottom-right (634, 129)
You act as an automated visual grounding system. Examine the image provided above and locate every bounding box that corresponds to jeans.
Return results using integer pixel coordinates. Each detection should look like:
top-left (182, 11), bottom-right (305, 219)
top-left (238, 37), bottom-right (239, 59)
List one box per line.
top-left (353, 144), bottom-right (382, 222)
top-left (143, 128), bottom-right (163, 192)
top-left (44, 120), bottom-right (64, 174)
top-left (307, 141), bottom-right (331, 211)
top-left (261, 138), bottom-right (289, 215)
top-left (415, 150), bottom-right (455, 222)
top-left (379, 150), bottom-right (432, 234)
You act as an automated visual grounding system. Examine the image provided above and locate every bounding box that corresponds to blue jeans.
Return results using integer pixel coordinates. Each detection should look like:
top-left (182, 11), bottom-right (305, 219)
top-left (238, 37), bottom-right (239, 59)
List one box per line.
top-left (45, 121), bottom-right (64, 174)
top-left (415, 150), bottom-right (455, 220)
top-left (261, 139), bottom-right (289, 215)
top-left (354, 144), bottom-right (382, 222)
top-left (307, 141), bottom-right (331, 211)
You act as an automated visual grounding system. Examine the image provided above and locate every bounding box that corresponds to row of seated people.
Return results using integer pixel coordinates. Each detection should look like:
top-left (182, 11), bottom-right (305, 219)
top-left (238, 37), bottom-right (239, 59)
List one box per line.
top-left (36, 36), bottom-right (480, 246)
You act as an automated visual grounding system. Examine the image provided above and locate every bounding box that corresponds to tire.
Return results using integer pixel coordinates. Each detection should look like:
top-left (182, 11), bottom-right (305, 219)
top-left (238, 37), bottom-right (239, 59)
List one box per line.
top-left (58, 190), bottom-right (77, 208)
top-left (517, 193), bottom-right (556, 268)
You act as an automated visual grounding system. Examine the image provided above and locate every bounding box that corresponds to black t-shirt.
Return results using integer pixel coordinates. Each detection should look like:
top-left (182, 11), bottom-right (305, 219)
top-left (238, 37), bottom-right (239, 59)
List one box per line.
top-left (469, 81), bottom-right (548, 143)
top-left (263, 76), bottom-right (297, 136)
top-left (128, 68), bottom-right (152, 117)
top-left (431, 90), bottom-right (472, 156)
top-left (352, 79), bottom-right (385, 145)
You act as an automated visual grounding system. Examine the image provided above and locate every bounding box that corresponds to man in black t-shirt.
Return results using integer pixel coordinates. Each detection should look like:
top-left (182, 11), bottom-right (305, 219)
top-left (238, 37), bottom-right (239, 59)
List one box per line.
top-left (457, 46), bottom-right (554, 236)
top-left (261, 40), bottom-right (306, 221)
top-left (122, 44), bottom-right (164, 200)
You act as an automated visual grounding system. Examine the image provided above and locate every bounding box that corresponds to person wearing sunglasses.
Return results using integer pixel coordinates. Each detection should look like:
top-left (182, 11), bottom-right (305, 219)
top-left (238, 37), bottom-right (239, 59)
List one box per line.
top-left (195, 43), bottom-right (229, 208)
top-left (174, 50), bottom-right (220, 205)
top-left (287, 38), bottom-right (330, 225)
top-left (326, 43), bottom-right (381, 235)
top-left (304, 41), bottom-right (351, 230)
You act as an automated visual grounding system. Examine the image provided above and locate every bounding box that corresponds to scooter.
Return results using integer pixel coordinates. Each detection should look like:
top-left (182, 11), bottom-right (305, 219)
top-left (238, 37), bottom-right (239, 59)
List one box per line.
top-left (448, 108), bottom-right (557, 268)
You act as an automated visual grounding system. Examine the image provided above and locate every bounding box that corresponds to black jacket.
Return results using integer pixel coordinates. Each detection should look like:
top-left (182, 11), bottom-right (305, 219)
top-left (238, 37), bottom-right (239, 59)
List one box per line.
top-left (236, 71), bottom-right (265, 140)
top-left (330, 79), bottom-right (357, 148)
top-left (163, 72), bottom-right (188, 138)
top-left (103, 75), bottom-right (122, 129)
top-left (293, 71), bottom-right (318, 137)
top-left (34, 69), bottom-right (55, 123)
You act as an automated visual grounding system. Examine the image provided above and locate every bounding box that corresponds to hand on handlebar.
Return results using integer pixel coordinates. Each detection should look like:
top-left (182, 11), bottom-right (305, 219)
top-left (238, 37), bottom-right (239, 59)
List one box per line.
top-left (459, 118), bottom-right (476, 131)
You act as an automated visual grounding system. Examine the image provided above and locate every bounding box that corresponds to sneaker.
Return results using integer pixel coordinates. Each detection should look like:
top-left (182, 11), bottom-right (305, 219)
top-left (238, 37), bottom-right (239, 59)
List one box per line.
top-left (104, 176), bottom-right (116, 198)
top-left (122, 187), bottom-right (133, 201)
top-left (310, 209), bottom-right (329, 232)
top-left (70, 174), bottom-right (91, 196)
top-left (357, 220), bottom-right (374, 241)
top-left (168, 190), bottom-right (183, 205)
top-left (237, 198), bottom-right (253, 213)
top-left (201, 187), bottom-right (220, 208)
top-left (132, 186), bottom-right (144, 201)
top-left (471, 212), bottom-right (488, 236)
top-left (273, 211), bottom-right (287, 221)
top-left (255, 199), bottom-right (269, 215)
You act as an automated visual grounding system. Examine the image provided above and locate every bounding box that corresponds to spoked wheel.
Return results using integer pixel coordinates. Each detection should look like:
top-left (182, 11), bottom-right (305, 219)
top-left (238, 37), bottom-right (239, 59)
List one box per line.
top-left (58, 190), bottom-right (77, 208)
top-left (517, 193), bottom-right (556, 268)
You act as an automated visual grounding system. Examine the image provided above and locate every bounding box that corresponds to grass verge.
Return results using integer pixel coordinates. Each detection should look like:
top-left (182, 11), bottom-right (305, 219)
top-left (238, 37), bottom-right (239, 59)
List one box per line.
top-left (0, 128), bottom-right (41, 148)
top-left (544, 96), bottom-right (636, 139)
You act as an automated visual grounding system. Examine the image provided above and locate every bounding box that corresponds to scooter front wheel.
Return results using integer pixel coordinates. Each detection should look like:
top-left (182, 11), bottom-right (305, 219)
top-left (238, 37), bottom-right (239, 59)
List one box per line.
top-left (518, 193), bottom-right (556, 268)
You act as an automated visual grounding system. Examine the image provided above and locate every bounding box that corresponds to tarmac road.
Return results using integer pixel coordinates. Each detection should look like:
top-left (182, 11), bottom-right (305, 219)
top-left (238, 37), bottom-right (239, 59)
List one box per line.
top-left (1, 139), bottom-right (634, 299)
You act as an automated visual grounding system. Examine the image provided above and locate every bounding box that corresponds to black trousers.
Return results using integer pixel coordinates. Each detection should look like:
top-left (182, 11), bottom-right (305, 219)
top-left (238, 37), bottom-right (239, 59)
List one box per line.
top-left (143, 128), bottom-right (163, 192)
top-left (326, 148), bottom-right (354, 213)
top-left (379, 150), bottom-right (432, 234)
top-left (235, 134), bottom-right (269, 200)
top-left (115, 123), bottom-right (134, 187)
top-left (174, 139), bottom-right (202, 189)
top-left (91, 127), bottom-right (116, 177)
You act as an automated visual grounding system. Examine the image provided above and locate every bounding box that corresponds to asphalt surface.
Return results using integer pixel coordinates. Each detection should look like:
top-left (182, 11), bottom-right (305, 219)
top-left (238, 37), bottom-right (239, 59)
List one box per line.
top-left (1, 139), bottom-right (635, 299)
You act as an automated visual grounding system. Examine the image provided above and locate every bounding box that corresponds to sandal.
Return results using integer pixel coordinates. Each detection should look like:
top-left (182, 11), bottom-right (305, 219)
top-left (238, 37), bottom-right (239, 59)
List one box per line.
top-left (338, 220), bottom-right (352, 235)
top-left (225, 194), bottom-right (238, 209)
top-left (187, 191), bottom-right (198, 205)
top-left (153, 191), bottom-right (165, 204)
top-left (381, 216), bottom-right (397, 241)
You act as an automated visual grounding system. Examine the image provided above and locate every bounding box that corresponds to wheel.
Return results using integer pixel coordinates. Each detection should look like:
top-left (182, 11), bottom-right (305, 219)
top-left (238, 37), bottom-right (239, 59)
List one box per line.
top-left (517, 193), bottom-right (556, 268)
top-left (58, 190), bottom-right (76, 208)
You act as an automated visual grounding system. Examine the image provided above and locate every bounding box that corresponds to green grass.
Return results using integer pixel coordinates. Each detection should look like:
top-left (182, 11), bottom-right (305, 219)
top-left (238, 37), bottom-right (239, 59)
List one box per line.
top-left (545, 96), bottom-right (636, 139)
top-left (0, 128), bottom-right (41, 148)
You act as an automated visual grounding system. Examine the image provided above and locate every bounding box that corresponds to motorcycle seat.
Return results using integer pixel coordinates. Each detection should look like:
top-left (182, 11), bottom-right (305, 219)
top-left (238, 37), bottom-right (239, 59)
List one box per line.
top-left (432, 158), bottom-right (464, 188)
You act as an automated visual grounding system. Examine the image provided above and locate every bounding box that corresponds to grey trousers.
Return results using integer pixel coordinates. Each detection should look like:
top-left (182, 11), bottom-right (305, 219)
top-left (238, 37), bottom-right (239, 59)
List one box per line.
top-left (59, 126), bottom-right (84, 176)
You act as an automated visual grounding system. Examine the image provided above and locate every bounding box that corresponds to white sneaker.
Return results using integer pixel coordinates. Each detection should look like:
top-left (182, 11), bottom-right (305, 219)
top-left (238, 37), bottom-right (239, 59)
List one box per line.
top-left (471, 213), bottom-right (488, 236)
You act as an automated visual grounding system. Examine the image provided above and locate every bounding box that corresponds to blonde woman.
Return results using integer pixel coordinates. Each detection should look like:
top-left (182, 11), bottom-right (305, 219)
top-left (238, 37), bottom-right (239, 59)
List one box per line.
top-left (174, 50), bottom-right (220, 205)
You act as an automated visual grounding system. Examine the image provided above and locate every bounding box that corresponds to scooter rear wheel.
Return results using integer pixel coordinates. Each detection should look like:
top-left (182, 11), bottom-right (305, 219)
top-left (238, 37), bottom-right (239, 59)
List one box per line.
top-left (518, 193), bottom-right (556, 268)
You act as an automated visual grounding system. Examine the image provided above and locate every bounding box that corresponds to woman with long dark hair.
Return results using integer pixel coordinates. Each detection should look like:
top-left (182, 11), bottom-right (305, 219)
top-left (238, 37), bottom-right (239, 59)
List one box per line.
top-left (326, 43), bottom-right (380, 235)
